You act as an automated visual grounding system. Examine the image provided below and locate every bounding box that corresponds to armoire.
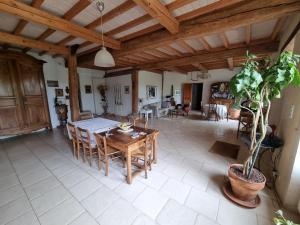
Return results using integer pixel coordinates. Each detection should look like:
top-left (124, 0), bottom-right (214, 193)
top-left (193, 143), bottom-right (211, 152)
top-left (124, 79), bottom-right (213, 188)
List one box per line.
top-left (0, 51), bottom-right (51, 135)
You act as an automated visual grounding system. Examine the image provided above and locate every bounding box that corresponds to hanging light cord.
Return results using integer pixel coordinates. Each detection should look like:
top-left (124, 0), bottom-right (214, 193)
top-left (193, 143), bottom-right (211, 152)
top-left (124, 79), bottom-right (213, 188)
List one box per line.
top-left (96, 1), bottom-right (105, 48)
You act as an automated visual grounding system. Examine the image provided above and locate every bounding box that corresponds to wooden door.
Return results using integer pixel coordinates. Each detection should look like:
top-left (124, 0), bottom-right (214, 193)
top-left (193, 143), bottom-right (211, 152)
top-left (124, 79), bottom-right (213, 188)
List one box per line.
top-left (0, 59), bottom-right (23, 134)
top-left (17, 62), bottom-right (50, 130)
top-left (183, 83), bottom-right (192, 104)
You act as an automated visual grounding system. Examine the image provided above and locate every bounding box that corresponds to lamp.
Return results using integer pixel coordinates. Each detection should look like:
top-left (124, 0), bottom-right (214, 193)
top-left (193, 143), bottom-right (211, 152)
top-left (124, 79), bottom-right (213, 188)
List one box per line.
top-left (94, 1), bottom-right (115, 67)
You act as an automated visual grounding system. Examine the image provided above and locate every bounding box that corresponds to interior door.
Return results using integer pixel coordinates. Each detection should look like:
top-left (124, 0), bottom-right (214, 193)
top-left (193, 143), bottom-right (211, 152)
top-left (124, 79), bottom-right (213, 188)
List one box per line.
top-left (183, 83), bottom-right (192, 104)
top-left (0, 59), bottom-right (23, 134)
top-left (17, 62), bottom-right (49, 129)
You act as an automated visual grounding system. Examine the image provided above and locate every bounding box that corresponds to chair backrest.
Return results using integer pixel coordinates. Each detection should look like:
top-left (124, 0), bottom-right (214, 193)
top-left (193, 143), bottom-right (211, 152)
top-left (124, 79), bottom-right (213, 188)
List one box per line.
top-left (79, 111), bottom-right (93, 120)
top-left (94, 133), bottom-right (107, 156)
top-left (208, 103), bottom-right (217, 112)
top-left (144, 132), bottom-right (155, 155)
top-left (77, 127), bottom-right (92, 149)
top-left (132, 117), bottom-right (148, 129)
top-left (106, 113), bottom-right (116, 120)
top-left (67, 123), bottom-right (77, 141)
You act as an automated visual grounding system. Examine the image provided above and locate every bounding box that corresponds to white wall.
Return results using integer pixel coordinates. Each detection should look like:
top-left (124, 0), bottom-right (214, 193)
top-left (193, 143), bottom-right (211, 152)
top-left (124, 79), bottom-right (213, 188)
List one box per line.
top-left (77, 68), bottom-right (105, 114)
top-left (163, 71), bottom-right (186, 104)
top-left (105, 74), bottom-right (132, 116)
top-left (138, 70), bottom-right (162, 107)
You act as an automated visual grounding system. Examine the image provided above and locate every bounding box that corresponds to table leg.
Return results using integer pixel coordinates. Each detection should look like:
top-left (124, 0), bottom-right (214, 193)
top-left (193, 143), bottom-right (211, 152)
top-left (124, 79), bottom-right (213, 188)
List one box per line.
top-left (126, 151), bottom-right (132, 184)
top-left (153, 135), bottom-right (157, 164)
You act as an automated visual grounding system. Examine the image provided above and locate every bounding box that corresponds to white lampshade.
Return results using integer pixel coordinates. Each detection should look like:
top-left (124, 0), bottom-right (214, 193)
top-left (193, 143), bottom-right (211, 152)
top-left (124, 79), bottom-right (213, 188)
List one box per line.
top-left (94, 46), bottom-right (115, 67)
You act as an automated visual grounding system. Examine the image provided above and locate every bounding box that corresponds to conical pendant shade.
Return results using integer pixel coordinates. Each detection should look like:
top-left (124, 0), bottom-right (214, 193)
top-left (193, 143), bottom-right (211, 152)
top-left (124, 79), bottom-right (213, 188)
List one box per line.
top-left (94, 46), bottom-right (115, 67)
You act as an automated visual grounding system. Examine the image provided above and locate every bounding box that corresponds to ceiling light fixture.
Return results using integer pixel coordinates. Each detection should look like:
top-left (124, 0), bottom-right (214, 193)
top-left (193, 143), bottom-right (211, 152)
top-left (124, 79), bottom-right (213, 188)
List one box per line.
top-left (94, 1), bottom-right (115, 67)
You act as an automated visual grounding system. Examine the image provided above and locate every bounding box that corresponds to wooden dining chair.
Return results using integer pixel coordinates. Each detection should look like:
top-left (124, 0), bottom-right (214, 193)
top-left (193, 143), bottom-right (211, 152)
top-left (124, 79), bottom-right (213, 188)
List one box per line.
top-left (77, 127), bottom-right (97, 167)
top-left (94, 133), bottom-right (124, 176)
top-left (131, 133), bottom-right (155, 179)
top-left (132, 117), bottom-right (148, 129)
top-left (67, 123), bottom-right (81, 159)
top-left (79, 111), bottom-right (94, 120)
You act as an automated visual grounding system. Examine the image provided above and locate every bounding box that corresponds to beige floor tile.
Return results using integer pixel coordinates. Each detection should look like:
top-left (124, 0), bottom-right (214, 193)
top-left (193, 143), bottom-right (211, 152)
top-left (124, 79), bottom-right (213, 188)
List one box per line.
top-left (160, 179), bottom-right (191, 204)
top-left (97, 198), bottom-right (139, 225)
top-left (185, 188), bottom-right (219, 220)
top-left (39, 198), bottom-right (84, 225)
top-left (157, 199), bottom-right (197, 225)
top-left (0, 185), bottom-right (25, 208)
top-left (6, 210), bottom-right (40, 225)
top-left (115, 180), bottom-right (146, 202)
top-left (133, 187), bottom-right (168, 220)
top-left (69, 177), bottom-right (102, 201)
top-left (69, 212), bottom-right (99, 225)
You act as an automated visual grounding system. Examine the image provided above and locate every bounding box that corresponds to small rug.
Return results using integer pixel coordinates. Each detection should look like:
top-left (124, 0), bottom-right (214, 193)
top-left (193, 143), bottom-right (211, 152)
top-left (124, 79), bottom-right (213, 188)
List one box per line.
top-left (209, 141), bottom-right (240, 159)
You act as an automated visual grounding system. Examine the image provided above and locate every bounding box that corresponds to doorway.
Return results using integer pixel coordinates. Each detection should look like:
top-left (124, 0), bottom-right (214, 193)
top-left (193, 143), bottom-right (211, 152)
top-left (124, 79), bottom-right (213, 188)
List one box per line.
top-left (191, 83), bottom-right (203, 110)
top-left (183, 83), bottom-right (203, 111)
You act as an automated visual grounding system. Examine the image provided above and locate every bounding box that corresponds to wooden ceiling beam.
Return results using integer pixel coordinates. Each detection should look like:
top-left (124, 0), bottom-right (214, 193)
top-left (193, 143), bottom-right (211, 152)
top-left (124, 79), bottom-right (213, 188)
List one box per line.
top-left (167, 0), bottom-right (197, 11)
top-left (0, 31), bottom-right (68, 55)
top-left (191, 62), bottom-right (208, 72)
top-left (24, 0), bottom-right (91, 53)
top-left (13, 0), bottom-right (44, 35)
top-left (220, 33), bottom-right (229, 48)
top-left (227, 57), bottom-right (234, 70)
top-left (132, 0), bottom-right (179, 34)
top-left (117, 0), bottom-right (243, 43)
top-left (134, 41), bottom-right (278, 70)
top-left (145, 49), bottom-right (171, 58)
top-left (176, 40), bottom-right (196, 53)
top-left (245, 24), bottom-right (251, 45)
top-left (113, 0), bottom-right (300, 57)
top-left (0, 0), bottom-right (120, 49)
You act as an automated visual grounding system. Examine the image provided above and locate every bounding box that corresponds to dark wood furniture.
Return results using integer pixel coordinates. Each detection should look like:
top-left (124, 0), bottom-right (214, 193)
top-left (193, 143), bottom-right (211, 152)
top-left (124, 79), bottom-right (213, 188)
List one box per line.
top-left (99, 126), bottom-right (159, 184)
top-left (0, 51), bottom-right (51, 135)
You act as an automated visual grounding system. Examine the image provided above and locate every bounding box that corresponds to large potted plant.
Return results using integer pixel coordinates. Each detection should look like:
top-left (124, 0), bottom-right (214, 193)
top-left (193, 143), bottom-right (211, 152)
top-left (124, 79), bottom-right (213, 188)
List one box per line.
top-left (228, 51), bottom-right (300, 202)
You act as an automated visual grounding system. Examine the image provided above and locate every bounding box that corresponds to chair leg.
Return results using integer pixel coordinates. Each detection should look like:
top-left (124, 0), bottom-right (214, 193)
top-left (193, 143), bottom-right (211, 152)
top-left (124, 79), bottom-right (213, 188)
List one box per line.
top-left (83, 148), bottom-right (86, 163)
top-left (105, 156), bottom-right (109, 176)
top-left (88, 149), bottom-right (92, 167)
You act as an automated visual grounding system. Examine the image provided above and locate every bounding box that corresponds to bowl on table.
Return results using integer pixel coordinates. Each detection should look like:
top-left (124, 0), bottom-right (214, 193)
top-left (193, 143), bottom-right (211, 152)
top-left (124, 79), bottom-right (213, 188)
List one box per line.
top-left (118, 122), bottom-right (132, 131)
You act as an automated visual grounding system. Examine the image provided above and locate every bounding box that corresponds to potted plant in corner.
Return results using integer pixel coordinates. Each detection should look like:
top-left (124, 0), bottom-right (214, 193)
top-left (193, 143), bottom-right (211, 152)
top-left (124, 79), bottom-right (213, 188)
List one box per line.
top-left (227, 51), bottom-right (300, 205)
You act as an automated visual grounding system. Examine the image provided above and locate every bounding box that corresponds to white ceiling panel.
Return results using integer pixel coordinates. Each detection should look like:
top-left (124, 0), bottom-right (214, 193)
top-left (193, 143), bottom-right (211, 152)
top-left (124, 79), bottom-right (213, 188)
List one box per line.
top-left (113, 19), bottom-right (158, 39)
top-left (41, 0), bottom-right (78, 17)
top-left (102, 6), bottom-right (146, 33)
top-left (0, 12), bottom-right (20, 32)
top-left (225, 27), bottom-right (246, 44)
top-left (20, 22), bottom-right (48, 39)
top-left (203, 34), bottom-right (223, 48)
top-left (66, 37), bottom-right (86, 46)
top-left (252, 19), bottom-right (277, 40)
top-left (185, 39), bottom-right (203, 50)
top-left (172, 0), bottom-right (219, 17)
top-left (72, 0), bottom-right (127, 27)
top-left (45, 31), bottom-right (69, 43)
top-left (170, 43), bottom-right (188, 53)
top-left (77, 43), bottom-right (100, 54)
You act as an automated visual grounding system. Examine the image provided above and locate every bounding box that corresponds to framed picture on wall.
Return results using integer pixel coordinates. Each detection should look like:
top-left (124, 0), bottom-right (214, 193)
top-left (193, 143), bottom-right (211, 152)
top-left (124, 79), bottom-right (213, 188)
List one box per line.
top-left (146, 85), bottom-right (157, 99)
top-left (55, 88), bottom-right (63, 97)
top-left (47, 80), bottom-right (59, 87)
top-left (124, 86), bottom-right (130, 94)
top-left (85, 85), bottom-right (92, 94)
top-left (174, 90), bottom-right (180, 96)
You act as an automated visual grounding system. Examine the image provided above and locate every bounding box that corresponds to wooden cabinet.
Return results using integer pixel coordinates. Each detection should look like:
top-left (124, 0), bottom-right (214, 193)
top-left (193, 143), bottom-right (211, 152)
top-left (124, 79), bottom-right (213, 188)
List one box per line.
top-left (183, 83), bottom-right (192, 104)
top-left (0, 51), bottom-right (51, 135)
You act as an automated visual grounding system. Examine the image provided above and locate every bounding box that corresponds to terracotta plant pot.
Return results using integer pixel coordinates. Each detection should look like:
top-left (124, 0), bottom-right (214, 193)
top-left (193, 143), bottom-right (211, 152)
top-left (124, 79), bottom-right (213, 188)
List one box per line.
top-left (229, 108), bottom-right (241, 119)
top-left (228, 164), bottom-right (266, 202)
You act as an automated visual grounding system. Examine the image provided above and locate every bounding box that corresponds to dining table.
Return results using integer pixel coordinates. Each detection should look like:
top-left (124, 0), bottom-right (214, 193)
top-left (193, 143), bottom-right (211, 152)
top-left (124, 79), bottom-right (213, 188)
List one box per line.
top-left (99, 126), bottom-right (159, 184)
top-left (204, 104), bottom-right (228, 119)
top-left (67, 117), bottom-right (120, 141)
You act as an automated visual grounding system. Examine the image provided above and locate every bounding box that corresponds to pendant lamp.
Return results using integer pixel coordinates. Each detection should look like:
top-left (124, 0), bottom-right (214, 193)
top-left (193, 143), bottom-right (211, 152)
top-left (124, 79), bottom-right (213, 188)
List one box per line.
top-left (94, 1), bottom-right (115, 67)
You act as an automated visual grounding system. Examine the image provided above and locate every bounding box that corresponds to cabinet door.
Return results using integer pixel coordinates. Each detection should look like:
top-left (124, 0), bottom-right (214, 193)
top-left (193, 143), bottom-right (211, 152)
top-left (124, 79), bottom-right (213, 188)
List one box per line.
top-left (0, 59), bottom-right (23, 134)
top-left (183, 83), bottom-right (192, 104)
top-left (17, 63), bottom-right (49, 129)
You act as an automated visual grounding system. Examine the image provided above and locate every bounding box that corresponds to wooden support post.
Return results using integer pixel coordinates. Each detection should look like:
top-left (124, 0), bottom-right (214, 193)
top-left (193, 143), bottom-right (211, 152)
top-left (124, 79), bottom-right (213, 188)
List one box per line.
top-left (132, 70), bottom-right (139, 114)
top-left (68, 45), bottom-right (80, 121)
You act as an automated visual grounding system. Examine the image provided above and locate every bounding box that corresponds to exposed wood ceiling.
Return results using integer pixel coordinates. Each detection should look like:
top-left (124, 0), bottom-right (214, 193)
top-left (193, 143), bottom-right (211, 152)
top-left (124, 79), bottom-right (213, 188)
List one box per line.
top-left (0, 0), bottom-right (299, 74)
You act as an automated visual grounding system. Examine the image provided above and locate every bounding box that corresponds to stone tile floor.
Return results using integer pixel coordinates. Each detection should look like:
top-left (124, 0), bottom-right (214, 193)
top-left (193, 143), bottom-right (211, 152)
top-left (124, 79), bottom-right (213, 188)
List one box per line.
top-left (0, 114), bottom-right (299, 225)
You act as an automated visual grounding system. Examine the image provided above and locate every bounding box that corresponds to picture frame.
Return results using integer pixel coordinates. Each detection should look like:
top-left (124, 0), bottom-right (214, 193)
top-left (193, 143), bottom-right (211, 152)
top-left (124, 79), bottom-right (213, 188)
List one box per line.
top-left (47, 80), bottom-right (59, 87)
top-left (146, 85), bottom-right (157, 99)
top-left (85, 85), bottom-right (92, 94)
top-left (124, 86), bottom-right (130, 94)
top-left (174, 89), bottom-right (180, 96)
top-left (55, 88), bottom-right (63, 97)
